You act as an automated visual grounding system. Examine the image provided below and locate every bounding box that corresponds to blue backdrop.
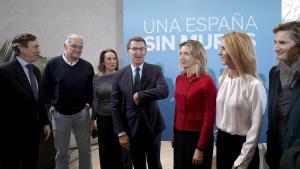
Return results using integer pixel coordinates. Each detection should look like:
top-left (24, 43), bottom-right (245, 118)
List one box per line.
top-left (123, 0), bottom-right (281, 142)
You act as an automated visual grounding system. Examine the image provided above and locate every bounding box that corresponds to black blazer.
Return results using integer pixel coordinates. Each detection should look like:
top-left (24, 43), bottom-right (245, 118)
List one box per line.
top-left (111, 62), bottom-right (169, 137)
top-left (0, 60), bottom-right (49, 132)
top-left (266, 66), bottom-right (300, 162)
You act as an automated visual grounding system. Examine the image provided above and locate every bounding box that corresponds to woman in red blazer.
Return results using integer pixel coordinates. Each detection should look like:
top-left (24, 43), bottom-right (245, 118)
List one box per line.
top-left (173, 40), bottom-right (216, 169)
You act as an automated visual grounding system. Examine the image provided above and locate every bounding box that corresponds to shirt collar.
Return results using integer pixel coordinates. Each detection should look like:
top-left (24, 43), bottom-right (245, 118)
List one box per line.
top-left (16, 56), bottom-right (30, 67)
top-left (62, 54), bottom-right (79, 66)
top-left (130, 62), bottom-right (144, 72)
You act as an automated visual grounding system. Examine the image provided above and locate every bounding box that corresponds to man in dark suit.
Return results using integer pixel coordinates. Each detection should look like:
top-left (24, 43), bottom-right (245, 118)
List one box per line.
top-left (112, 36), bottom-right (169, 169)
top-left (0, 33), bottom-right (51, 169)
top-left (280, 138), bottom-right (300, 169)
top-left (265, 21), bottom-right (300, 169)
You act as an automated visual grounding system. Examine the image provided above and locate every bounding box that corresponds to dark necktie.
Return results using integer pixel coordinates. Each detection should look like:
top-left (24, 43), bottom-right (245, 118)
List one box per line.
top-left (26, 64), bottom-right (38, 100)
top-left (133, 67), bottom-right (141, 93)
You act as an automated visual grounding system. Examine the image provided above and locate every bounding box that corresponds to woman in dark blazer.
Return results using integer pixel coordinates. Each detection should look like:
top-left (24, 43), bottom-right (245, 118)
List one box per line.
top-left (266, 21), bottom-right (300, 169)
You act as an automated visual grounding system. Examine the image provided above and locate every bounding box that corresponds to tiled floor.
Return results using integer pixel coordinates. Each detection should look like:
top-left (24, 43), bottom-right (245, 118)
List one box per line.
top-left (69, 141), bottom-right (217, 169)
top-left (67, 142), bottom-right (271, 169)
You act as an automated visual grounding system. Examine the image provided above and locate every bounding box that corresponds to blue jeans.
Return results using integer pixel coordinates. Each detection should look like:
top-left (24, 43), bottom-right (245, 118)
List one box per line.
top-left (52, 108), bottom-right (92, 169)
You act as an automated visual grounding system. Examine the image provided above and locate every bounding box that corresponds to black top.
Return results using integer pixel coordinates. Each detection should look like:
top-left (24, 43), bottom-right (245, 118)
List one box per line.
top-left (43, 56), bottom-right (94, 115)
top-left (276, 88), bottom-right (293, 148)
top-left (92, 73), bottom-right (115, 119)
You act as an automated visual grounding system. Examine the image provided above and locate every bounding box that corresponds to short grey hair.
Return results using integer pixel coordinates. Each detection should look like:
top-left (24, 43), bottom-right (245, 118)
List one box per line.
top-left (64, 34), bottom-right (83, 45)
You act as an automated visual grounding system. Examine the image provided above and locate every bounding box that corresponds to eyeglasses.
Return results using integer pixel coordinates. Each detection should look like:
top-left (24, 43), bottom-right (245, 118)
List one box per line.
top-left (69, 44), bottom-right (83, 50)
top-left (129, 47), bottom-right (146, 52)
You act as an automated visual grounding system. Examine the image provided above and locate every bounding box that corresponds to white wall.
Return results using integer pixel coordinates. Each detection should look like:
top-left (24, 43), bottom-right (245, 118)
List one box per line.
top-left (0, 0), bottom-right (123, 69)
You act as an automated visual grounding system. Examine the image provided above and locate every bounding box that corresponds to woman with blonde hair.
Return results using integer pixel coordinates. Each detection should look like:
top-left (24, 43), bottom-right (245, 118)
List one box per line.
top-left (173, 40), bottom-right (216, 169)
top-left (216, 32), bottom-right (267, 169)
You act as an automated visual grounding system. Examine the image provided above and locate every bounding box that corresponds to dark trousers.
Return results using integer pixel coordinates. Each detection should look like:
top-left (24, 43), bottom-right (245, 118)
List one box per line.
top-left (265, 139), bottom-right (282, 169)
top-left (216, 130), bottom-right (259, 169)
top-left (130, 122), bottom-right (162, 169)
top-left (173, 129), bottom-right (214, 169)
top-left (0, 121), bottom-right (41, 169)
top-left (97, 115), bottom-right (132, 169)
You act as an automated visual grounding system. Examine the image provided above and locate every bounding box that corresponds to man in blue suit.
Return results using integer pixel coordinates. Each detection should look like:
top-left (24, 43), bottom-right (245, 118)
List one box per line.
top-left (112, 36), bottom-right (169, 169)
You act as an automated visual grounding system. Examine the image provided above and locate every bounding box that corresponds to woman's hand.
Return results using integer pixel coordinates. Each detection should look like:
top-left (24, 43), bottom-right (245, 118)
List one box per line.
top-left (192, 149), bottom-right (204, 165)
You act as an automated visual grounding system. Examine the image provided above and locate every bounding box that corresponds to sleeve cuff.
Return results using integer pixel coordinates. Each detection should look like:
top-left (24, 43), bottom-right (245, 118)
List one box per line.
top-left (118, 132), bottom-right (126, 137)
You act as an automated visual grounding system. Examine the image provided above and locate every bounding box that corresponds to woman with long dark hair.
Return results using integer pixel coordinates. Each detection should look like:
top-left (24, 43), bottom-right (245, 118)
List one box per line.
top-left (91, 49), bottom-right (131, 169)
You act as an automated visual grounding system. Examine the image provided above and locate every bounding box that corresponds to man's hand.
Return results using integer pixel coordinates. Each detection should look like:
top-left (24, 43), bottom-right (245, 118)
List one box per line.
top-left (85, 103), bottom-right (91, 112)
top-left (90, 120), bottom-right (97, 131)
top-left (119, 134), bottom-right (130, 150)
top-left (43, 124), bottom-right (51, 141)
top-left (133, 92), bottom-right (140, 105)
top-left (48, 106), bottom-right (56, 114)
top-left (192, 149), bottom-right (204, 165)
top-left (232, 165), bottom-right (238, 169)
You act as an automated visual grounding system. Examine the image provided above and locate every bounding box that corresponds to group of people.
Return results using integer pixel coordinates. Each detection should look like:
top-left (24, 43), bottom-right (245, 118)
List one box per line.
top-left (0, 20), bottom-right (299, 169)
top-left (172, 21), bottom-right (300, 169)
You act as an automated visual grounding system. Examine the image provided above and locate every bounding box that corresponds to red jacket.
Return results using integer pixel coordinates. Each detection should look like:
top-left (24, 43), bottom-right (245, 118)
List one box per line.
top-left (174, 73), bottom-right (216, 149)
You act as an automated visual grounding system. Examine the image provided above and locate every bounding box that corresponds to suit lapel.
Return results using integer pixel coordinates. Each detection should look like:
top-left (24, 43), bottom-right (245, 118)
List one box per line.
top-left (13, 60), bottom-right (35, 98)
top-left (286, 86), bottom-right (300, 116)
top-left (125, 65), bottom-right (134, 94)
top-left (271, 70), bottom-right (281, 114)
top-left (141, 62), bottom-right (148, 90)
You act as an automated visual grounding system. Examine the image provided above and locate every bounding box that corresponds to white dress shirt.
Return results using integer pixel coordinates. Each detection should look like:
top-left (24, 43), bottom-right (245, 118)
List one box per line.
top-left (62, 54), bottom-right (79, 66)
top-left (131, 63), bottom-right (144, 84)
top-left (216, 74), bottom-right (267, 169)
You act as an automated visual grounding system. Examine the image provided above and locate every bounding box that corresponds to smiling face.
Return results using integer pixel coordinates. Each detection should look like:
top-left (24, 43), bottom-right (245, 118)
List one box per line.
top-left (218, 39), bottom-right (235, 68)
top-left (64, 36), bottom-right (83, 60)
top-left (128, 41), bottom-right (146, 67)
top-left (179, 45), bottom-right (196, 70)
top-left (274, 31), bottom-right (296, 61)
top-left (103, 51), bottom-right (118, 73)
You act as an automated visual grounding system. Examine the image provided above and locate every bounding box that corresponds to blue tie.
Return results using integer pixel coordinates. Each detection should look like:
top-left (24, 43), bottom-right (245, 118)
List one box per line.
top-left (26, 64), bottom-right (38, 100)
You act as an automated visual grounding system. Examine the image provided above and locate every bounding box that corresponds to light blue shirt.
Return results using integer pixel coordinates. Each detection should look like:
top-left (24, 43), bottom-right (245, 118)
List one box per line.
top-left (16, 56), bottom-right (38, 88)
top-left (16, 56), bottom-right (31, 83)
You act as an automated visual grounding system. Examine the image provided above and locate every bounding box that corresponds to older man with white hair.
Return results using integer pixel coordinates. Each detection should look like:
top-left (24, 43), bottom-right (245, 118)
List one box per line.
top-left (43, 34), bottom-right (94, 169)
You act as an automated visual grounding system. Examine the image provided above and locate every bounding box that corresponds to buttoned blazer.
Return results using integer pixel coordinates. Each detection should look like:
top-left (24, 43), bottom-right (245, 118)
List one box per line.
top-left (111, 62), bottom-right (169, 137)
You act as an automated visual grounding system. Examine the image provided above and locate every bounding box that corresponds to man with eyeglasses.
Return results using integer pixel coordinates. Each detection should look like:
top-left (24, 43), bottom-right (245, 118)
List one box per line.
top-left (43, 34), bottom-right (94, 169)
top-left (112, 36), bottom-right (169, 169)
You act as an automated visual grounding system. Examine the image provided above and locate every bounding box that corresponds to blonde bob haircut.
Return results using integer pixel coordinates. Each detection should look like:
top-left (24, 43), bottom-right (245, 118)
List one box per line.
top-left (179, 40), bottom-right (208, 76)
top-left (221, 32), bottom-right (259, 79)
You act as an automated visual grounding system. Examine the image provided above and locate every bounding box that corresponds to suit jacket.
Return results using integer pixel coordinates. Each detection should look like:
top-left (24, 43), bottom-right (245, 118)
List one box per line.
top-left (0, 59), bottom-right (49, 135)
top-left (280, 138), bottom-right (300, 169)
top-left (266, 66), bottom-right (300, 163)
top-left (111, 62), bottom-right (169, 137)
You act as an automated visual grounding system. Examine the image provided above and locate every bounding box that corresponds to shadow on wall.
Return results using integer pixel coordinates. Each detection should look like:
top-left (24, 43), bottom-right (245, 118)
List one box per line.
top-left (156, 63), bottom-right (175, 141)
top-left (258, 73), bottom-right (269, 143)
